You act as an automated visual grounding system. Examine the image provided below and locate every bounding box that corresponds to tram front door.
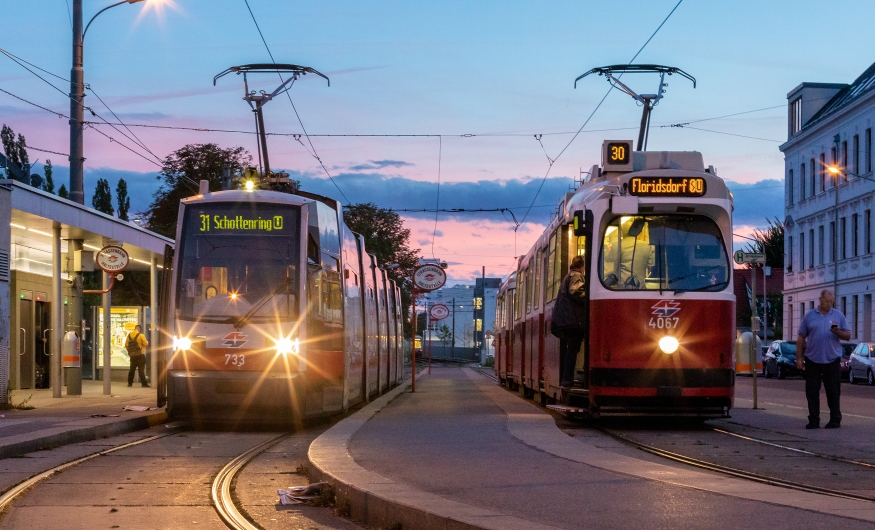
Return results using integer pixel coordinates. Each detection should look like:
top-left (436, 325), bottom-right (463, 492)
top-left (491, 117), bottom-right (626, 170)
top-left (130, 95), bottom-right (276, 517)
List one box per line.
top-left (18, 298), bottom-right (52, 390)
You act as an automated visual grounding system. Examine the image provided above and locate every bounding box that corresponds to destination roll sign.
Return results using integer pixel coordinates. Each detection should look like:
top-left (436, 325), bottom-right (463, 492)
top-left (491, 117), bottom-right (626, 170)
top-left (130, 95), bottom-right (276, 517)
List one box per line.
top-left (199, 213), bottom-right (285, 232)
top-left (628, 176), bottom-right (706, 197)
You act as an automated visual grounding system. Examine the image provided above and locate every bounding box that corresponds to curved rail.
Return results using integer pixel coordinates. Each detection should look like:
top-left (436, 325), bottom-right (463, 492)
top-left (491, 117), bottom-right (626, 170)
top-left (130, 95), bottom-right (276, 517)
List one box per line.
top-left (711, 427), bottom-right (875, 469)
top-left (596, 427), bottom-right (875, 503)
top-left (211, 433), bottom-right (290, 530)
top-left (0, 427), bottom-right (183, 515)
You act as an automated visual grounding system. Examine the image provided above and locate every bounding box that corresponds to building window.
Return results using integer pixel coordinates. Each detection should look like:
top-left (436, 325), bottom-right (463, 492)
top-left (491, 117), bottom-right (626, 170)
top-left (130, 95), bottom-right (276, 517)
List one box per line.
top-left (788, 169), bottom-right (794, 205)
top-left (473, 297), bottom-right (482, 310)
top-left (842, 296), bottom-right (847, 317)
top-left (809, 229), bottom-right (815, 267)
top-left (789, 97), bottom-right (802, 135)
top-left (788, 235), bottom-right (793, 270)
top-left (800, 232), bottom-right (805, 270)
top-left (867, 210), bottom-right (871, 254)
top-left (818, 225), bottom-right (824, 265)
top-left (810, 158), bottom-right (816, 193)
top-left (853, 213), bottom-right (859, 257)
top-left (867, 128), bottom-right (872, 173)
top-left (475, 319), bottom-right (482, 332)
top-left (854, 134), bottom-right (860, 175)
top-left (800, 164), bottom-right (806, 199)
top-left (820, 153), bottom-right (826, 191)
top-left (853, 295), bottom-right (859, 338)
top-left (841, 217), bottom-right (847, 260)
top-left (800, 302), bottom-right (805, 320)
top-left (830, 221), bottom-right (836, 262)
top-left (842, 140), bottom-right (848, 180)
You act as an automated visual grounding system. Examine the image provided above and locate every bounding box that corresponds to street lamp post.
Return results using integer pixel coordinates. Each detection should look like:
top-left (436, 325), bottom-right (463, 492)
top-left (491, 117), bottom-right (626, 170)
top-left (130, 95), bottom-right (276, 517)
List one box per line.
top-left (69, 0), bottom-right (145, 205)
top-left (826, 161), bottom-right (874, 304)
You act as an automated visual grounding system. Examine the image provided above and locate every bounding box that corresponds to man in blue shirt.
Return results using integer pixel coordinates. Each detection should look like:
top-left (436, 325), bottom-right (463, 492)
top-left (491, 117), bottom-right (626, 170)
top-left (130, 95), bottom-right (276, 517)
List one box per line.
top-left (796, 289), bottom-right (850, 429)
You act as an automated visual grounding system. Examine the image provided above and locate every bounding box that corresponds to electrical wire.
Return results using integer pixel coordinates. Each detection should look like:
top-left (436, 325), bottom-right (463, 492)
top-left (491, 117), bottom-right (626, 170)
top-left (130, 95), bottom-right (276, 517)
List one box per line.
top-left (241, 0), bottom-right (351, 205)
top-left (517, 0), bottom-right (684, 227)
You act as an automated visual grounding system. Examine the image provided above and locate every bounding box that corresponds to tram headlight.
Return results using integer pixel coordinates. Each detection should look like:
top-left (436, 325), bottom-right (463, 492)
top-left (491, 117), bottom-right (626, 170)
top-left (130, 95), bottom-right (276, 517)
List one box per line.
top-left (659, 336), bottom-right (679, 354)
top-left (275, 336), bottom-right (299, 355)
top-left (173, 336), bottom-right (192, 351)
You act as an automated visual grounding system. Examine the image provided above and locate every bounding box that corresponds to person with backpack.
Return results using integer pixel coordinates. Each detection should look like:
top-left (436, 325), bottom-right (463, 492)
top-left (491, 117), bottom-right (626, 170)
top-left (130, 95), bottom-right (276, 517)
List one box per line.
top-left (126, 324), bottom-right (150, 388)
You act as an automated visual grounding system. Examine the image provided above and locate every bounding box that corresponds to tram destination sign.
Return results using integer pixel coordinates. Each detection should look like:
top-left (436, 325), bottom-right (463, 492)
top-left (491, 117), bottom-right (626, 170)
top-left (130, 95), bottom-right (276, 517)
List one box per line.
top-left (628, 176), bottom-right (706, 197)
top-left (198, 213), bottom-right (286, 233)
top-left (95, 245), bottom-right (129, 273)
top-left (413, 264), bottom-right (447, 291)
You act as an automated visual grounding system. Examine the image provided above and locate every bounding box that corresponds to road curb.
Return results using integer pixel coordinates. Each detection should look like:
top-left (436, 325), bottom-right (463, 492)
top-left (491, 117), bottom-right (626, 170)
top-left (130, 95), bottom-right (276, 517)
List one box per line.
top-left (308, 368), bottom-right (559, 530)
top-left (0, 411), bottom-right (168, 459)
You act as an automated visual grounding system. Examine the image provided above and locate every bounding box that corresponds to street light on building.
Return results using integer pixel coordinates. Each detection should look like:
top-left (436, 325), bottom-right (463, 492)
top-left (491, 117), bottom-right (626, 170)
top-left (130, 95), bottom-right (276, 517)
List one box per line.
top-left (69, 0), bottom-right (153, 205)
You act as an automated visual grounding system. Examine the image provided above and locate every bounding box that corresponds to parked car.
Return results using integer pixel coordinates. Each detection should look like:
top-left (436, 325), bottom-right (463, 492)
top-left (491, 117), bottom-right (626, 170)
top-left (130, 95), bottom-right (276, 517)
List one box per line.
top-left (840, 342), bottom-right (858, 380)
top-left (848, 342), bottom-right (875, 385)
top-left (763, 340), bottom-right (799, 379)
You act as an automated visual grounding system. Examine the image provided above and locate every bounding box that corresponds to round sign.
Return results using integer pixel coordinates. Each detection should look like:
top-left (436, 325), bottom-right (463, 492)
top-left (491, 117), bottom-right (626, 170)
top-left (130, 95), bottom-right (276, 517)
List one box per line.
top-left (95, 245), bottom-right (130, 273)
top-left (430, 303), bottom-right (449, 320)
top-left (733, 250), bottom-right (744, 265)
top-left (413, 264), bottom-right (447, 291)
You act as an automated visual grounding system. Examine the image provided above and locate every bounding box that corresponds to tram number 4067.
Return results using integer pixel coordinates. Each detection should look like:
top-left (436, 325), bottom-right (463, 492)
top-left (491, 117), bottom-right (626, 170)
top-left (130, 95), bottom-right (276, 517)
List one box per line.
top-left (649, 317), bottom-right (679, 329)
top-left (225, 354), bottom-right (245, 366)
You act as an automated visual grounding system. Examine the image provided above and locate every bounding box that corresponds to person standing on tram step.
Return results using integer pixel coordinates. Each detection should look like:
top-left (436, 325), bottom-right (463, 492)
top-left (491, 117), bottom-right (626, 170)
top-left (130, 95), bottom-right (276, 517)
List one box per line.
top-left (796, 289), bottom-right (849, 429)
top-left (550, 255), bottom-right (587, 388)
top-left (126, 325), bottom-right (150, 388)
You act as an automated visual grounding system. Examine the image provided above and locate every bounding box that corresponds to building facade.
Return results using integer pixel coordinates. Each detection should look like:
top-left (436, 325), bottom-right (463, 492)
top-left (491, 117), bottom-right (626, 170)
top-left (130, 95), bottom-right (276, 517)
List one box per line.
top-left (782, 62), bottom-right (875, 341)
top-left (473, 277), bottom-right (500, 361)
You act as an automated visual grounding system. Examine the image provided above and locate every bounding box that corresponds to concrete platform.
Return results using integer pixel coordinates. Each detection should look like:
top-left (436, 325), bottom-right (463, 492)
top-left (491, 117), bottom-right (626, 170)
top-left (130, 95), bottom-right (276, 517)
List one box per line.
top-left (0, 381), bottom-right (166, 459)
top-left (309, 366), bottom-right (875, 530)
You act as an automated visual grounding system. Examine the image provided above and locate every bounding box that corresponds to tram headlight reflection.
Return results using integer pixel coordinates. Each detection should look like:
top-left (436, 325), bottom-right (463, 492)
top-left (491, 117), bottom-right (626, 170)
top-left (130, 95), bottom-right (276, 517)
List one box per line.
top-left (173, 336), bottom-right (192, 351)
top-left (659, 336), bottom-right (679, 354)
top-left (275, 336), bottom-right (299, 355)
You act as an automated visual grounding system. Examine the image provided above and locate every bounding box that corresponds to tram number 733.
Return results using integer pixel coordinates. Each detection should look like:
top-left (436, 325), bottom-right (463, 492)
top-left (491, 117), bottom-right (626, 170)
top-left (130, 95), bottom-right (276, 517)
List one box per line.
top-left (225, 354), bottom-right (246, 366)
top-left (649, 317), bottom-right (679, 329)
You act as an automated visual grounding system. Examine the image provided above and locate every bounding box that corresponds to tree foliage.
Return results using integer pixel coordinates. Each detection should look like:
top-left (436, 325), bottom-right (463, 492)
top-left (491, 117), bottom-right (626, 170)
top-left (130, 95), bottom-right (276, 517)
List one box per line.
top-left (147, 143), bottom-right (251, 237)
top-left (1, 124), bottom-right (29, 184)
top-left (116, 178), bottom-right (131, 221)
top-left (91, 178), bottom-right (114, 215)
top-left (58, 184), bottom-right (69, 199)
top-left (343, 202), bottom-right (421, 332)
top-left (41, 159), bottom-right (54, 194)
top-left (436, 324), bottom-right (452, 346)
top-left (743, 217), bottom-right (784, 268)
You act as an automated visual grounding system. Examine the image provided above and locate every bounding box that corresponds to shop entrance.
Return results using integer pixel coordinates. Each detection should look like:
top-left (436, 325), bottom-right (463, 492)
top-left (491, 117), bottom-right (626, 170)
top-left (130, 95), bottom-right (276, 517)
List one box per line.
top-left (18, 298), bottom-right (52, 389)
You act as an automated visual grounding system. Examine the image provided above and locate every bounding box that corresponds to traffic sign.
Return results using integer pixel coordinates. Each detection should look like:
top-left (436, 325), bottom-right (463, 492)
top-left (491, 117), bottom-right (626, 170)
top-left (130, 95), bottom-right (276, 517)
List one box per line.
top-left (734, 251), bottom-right (765, 265)
top-left (413, 264), bottom-right (447, 291)
top-left (430, 303), bottom-right (449, 320)
top-left (95, 245), bottom-right (129, 273)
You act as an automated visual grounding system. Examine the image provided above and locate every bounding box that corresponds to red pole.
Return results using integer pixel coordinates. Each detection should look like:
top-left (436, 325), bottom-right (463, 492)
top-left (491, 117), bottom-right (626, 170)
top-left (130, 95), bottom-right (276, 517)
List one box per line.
top-left (411, 289), bottom-right (417, 392)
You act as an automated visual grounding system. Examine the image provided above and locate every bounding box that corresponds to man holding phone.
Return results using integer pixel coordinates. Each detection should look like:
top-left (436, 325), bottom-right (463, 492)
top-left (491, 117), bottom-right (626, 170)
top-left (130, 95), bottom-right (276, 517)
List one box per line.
top-left (796, 289), bottom-right (850, 429)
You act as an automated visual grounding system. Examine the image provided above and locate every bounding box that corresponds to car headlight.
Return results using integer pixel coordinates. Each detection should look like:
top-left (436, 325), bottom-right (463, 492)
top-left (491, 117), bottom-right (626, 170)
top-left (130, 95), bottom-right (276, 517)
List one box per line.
top-left (658, 336), bottom-right (679, 354)
top-left (173, 336), bottom-right (192, 351)
top-left (275, 336), bottom-right (299, 355)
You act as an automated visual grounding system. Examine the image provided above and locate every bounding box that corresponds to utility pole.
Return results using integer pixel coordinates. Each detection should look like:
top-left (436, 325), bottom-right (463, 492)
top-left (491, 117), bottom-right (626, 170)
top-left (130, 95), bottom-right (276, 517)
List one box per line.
top-left (68, 0), bottom-right (85, 205)
top-left (451, 297), bottom-right (456, 360)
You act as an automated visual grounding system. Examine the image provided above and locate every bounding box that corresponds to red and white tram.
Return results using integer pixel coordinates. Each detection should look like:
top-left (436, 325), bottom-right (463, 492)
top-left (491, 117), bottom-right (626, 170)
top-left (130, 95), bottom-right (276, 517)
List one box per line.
top-left (495, 140), bottom-right (735, 417)
top-left (160, 186), bottom-right (404, 424)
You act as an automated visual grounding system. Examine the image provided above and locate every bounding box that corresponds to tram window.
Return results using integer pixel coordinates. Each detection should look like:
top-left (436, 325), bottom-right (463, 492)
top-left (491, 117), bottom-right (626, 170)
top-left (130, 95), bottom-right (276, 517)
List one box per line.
top-left (546, 233), bottom-right (557, 301)
top-left (599, 215), bottom-right (728, 292)
top-left (525, 265), bottom-right (533, 314)
top-left (533, 250), bottom-right (541, 309)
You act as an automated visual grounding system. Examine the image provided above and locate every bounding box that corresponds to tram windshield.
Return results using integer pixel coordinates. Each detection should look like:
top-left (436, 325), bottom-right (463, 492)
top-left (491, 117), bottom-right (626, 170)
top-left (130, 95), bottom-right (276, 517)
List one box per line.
top-left (600, 215), bottom-right (729, 292)
top-left (175, 203), bottom-right (301, 323)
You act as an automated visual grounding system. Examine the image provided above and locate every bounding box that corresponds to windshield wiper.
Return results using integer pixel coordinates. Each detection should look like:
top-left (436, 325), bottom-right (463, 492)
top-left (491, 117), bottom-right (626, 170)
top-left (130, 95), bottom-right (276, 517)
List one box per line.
top-left (230, 277), bottom-right (295, 330)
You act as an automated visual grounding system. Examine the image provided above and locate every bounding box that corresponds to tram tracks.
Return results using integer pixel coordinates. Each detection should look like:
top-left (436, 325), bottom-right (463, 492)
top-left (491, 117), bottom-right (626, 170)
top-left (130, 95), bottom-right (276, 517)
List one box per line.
top-left (0, 427), bottom-right (296, 530)
top-left (211, 432), bottom-right (290, 530)
top-left (475, 368), bottom-right (875, 503)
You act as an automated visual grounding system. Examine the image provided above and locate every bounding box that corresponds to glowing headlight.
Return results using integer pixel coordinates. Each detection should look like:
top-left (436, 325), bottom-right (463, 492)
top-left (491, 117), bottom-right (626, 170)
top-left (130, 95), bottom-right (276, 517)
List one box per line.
top-left (245, 181), bottom-right (255, 191)
top-left (659, 336), bottom-right (679, 354)
top-left (275, 337), bottom-right (299, 355)
top-left (173, 336), bottom-right (192, 351)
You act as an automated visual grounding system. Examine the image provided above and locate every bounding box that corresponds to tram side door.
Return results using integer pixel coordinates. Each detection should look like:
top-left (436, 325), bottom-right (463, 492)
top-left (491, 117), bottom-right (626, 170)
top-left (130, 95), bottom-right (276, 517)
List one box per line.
top-left (572, 210), bottom-right (593, 389)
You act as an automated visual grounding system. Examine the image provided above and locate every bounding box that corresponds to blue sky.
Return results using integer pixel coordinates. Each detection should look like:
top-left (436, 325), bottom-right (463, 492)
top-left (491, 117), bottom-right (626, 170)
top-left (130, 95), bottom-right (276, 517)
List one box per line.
top-left (2, 0), bottom-right (875, 282)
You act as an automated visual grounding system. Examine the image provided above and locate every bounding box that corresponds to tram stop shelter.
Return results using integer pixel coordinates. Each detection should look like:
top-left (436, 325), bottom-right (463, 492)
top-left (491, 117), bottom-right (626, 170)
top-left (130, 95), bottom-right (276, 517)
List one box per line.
top-left (0, 180), bottom-right (173, 404)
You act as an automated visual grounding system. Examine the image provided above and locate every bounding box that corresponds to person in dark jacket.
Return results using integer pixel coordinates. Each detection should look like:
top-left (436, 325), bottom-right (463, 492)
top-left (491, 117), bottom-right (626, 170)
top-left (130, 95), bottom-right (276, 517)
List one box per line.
top-left (551, 255), bottom-right (587, 388)
top-left (125, 325), bottom-right (150, 388)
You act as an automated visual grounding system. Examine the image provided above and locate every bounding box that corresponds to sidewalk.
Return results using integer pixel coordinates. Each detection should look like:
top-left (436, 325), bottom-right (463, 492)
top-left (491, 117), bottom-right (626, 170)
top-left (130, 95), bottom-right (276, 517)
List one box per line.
top-left (0, 381), bottom-right (167, 459)
top-left (309, 366), bottom-right (875, 530)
